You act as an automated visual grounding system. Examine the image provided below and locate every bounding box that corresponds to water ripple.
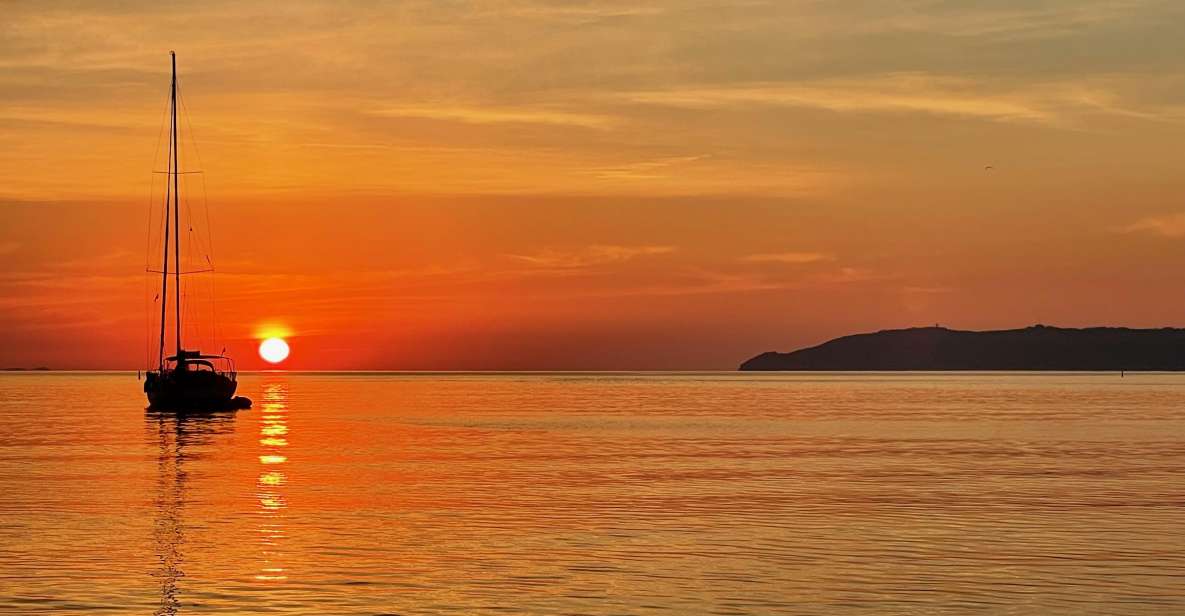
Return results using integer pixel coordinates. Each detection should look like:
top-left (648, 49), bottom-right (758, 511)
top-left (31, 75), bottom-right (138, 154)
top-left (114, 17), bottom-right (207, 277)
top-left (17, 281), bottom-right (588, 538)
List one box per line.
top-left (0, 372), bottom-right (1182, 614)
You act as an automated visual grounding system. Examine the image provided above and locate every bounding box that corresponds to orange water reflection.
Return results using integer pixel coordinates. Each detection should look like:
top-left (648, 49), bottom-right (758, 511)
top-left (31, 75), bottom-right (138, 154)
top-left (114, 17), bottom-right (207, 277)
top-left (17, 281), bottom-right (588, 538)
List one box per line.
top-left (255, 379), bottom-right (289, 582)
top-left (36, 372), bottom-right (1178, 614)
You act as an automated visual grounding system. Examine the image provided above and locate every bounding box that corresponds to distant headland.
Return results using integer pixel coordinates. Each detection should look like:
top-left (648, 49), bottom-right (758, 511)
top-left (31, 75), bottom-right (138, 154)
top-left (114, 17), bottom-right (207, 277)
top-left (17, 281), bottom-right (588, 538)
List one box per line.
top-left (739, 325), bottom-right (1185, 371)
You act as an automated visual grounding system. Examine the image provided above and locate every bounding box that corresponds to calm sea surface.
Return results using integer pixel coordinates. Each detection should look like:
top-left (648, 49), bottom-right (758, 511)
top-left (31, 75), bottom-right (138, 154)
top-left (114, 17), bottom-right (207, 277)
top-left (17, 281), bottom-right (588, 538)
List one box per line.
top-left (0, 372), bottom-right (1182, 615)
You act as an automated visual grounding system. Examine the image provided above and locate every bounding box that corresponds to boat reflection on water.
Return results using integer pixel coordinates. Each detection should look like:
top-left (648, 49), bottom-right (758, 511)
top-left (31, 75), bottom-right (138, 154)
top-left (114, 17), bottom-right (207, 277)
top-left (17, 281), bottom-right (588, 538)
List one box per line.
top-left (255, 380), bottom-right (289, 582)
top-left (147, 409), bottom-right (237, 616)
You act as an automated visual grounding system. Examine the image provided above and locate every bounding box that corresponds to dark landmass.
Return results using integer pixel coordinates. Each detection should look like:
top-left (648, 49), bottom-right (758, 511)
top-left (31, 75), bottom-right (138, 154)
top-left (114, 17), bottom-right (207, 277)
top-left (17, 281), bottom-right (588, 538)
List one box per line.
top-left (2, 367), bottom-right (51, 371)
top-left (739, 325), bottom-right (1185, 371)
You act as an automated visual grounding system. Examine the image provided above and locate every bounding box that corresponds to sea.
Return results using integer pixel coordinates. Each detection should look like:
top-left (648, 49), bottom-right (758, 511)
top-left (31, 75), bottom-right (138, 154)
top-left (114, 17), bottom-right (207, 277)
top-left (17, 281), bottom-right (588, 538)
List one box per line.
top-left (0, 372), bottom-right (1182, 615)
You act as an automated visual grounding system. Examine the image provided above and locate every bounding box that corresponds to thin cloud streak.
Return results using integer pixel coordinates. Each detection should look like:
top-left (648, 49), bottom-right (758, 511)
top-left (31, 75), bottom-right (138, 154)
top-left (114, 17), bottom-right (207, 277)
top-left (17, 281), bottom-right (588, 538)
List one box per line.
top-left (506, 244), bottom-right (678, 269)
top-left (741, 252), bottom-right (833, 264)
top-left (369, 105), bottom-right (615, 129)
top-left (594, 155), bottom-right (709, 181)
top-left (1120, 213), bottom-right (1185, 238)
top-left (876, 1), bottom-right (1150, 40)
top-left (623, 74), bottom-right (1182, 127)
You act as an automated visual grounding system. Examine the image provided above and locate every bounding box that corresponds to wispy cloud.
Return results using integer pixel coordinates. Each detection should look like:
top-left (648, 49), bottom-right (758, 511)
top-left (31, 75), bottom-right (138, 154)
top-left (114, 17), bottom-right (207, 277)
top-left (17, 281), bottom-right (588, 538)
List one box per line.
top-left (814, 267), bottom-right (882, 284)
top-left (502, 4), bottom-right (665, 23)
top-left (507, 244), bottom-right (676, 268)
top-left (624, 75), bottom-right (1051, 122)
top-left (622, 74), bottom-right (1180, 127)
top-left (594, 155), bottom-right (709, 181)
top-left (570, 264), bottom-right (888, 299)
top-left (369, 105), bottom-right (615, 129)
top-left (876, 1), bottom-right (1149, 40)
top-left (1120, 212), bottom-right (1185, 237)
top-left (740, 251), bottom-right (832, 264)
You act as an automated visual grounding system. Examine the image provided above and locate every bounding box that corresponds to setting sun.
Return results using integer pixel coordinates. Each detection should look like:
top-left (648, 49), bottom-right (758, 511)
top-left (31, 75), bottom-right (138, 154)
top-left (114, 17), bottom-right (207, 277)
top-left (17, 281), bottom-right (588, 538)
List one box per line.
top-left (259, 338), bottom-right (290, 364)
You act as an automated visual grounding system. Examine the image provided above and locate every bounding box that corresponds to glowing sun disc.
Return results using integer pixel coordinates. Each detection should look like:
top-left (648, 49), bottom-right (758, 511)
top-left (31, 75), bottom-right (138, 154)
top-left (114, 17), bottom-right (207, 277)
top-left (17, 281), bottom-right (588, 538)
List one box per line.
top-left (259, 337), bottom-right (290, 364)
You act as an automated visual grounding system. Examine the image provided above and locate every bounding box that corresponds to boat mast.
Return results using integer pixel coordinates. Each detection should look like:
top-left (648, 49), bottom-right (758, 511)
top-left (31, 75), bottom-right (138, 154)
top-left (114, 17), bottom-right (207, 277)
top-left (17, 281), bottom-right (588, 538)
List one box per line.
top-left (171, 51), bottom-right (181, 359)
top-left (157, 52), bottom-right (175, 369)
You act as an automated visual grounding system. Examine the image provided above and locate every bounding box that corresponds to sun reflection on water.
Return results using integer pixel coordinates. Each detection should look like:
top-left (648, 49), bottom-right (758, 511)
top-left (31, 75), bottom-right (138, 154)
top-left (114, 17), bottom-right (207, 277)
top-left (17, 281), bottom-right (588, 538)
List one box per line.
top-left (255, 379), bottom-right (289, 582)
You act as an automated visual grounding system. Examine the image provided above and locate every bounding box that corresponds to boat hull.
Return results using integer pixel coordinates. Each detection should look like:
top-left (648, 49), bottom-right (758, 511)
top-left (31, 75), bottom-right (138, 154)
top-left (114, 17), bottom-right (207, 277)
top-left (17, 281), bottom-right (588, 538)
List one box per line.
top-left (145, 369), bottom-right (238, 410)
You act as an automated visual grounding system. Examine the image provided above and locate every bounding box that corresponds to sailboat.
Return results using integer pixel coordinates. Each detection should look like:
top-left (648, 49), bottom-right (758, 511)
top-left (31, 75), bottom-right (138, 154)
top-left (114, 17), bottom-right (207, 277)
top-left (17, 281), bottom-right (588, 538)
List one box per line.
top-left (144, 52), bottom-right (249, 411)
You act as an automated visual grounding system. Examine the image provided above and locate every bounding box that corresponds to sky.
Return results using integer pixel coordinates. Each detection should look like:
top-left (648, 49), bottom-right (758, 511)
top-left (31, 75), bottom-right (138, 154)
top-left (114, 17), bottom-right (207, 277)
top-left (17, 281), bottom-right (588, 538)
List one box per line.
top-left (3, 0), bottom-right (1185, 370)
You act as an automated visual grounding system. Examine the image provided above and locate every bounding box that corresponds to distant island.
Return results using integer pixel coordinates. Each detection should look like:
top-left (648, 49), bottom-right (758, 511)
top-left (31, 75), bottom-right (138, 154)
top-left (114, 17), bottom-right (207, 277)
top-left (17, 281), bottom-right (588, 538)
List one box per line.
top-left (739, 325), bottom-right (1185, 371)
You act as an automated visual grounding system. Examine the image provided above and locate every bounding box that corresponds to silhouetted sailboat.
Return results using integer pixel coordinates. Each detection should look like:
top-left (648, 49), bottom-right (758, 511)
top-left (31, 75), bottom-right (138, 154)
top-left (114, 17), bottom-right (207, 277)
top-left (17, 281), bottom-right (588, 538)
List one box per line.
top-left (144, 52), bottom-right (248, 411)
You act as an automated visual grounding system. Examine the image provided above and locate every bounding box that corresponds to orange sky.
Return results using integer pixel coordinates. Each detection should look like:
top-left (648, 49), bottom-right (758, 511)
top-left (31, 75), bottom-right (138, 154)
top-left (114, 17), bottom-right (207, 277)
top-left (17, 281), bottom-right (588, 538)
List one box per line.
top-left (3, 1), bottom-right (1185, 369)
